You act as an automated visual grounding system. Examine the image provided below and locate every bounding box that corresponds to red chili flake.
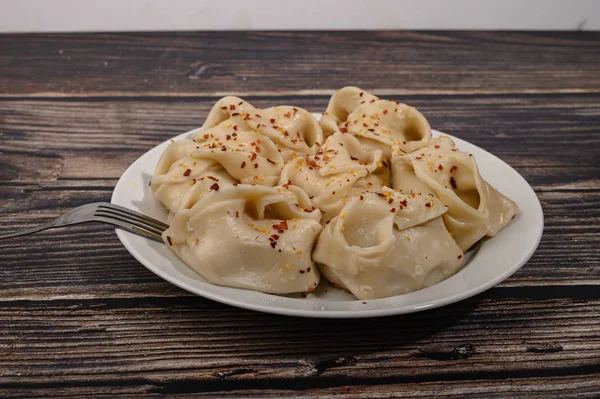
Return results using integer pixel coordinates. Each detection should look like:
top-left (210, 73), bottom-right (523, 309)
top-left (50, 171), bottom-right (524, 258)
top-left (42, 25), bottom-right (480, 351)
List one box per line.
top-left (400, 199), bottom-right (408, 207)
top-left (229, 104), bottom-right (236, 110)
top-left (272, 220), bottom-right (288, 231)
top-left (220, 106), bottom-right (227, 110)
top-left (183, 169), bottom-right (191, 177)
top-left (299, 270), bottom-right (305, 274)
top-left (438, 164), bottom-right (444, 171)
top-left (359, 92), bottom-right (364, 97)
top-left (254, 163), bottom-right (259, 168)
top-left (236, 211), bottom-right (239, 218)
top-left (367, 128), bottom-right (375, 132)
top-left (359, 195), bottom-right (364, 200)
top-left (166, 236), bottom-right (173, 246)
top-left (226, 134), bottom-right (231, 140)
top-left (210, 183), bottom-right (219, 191)
top-left (415, 156), bottom-right (422, 160)
top-left (458, 255), bottom-right (463, 259)
top-left (308, 159), bottom-right (319, 169)
top-left (267, 158), bottom-right (276, 165)
top-left (207, 176), bottom-right (218, 181)
top-left (231, 113), bottom-right (239, 116)
top-left (369, 99), bottom-right (375, 103)
top-left (450, 166), bottom-right (457, 173)
top-left (340, 128), bottom-right (348, 133)
top-left (148, 181), bottom-right (151, 187)
top-left (250, 153), bottom-right (257, 161)
top-left (383, 109), bottom-right (388, 115)
top-left (434, 145), bottom-right (440, 149)
top-left (389, 207), bottom-right (395, 213)
top-left (395, 101), bottom-right (400, 105)
top-left (270, 118), bottom-right (276, 124)
top-left (332, 191), bottom-right (336, 195)
top-left (376, 193), bottom-right (386, 198)
top-left (362, 123), bottom-right (368, 128)
top-left (284, 112), bottom-right (291, 118)
top-left (203, 134), bottom-right (209, 139)
top-left (388, 198), bottom-right (393, 204)
top-left (238, 101), bottom-right (243, 105)
top-left (244, 114), bottom-right (251, 121)
top-left (450, 177), bottom-right (457, 189)
top-left (425, 203), bottom-right (431, 208)
top-left (270, 242), bottom-right (277, 248)
top-left (233, 125), bottom-right (238, 131)
top-left (221, 146), bottom-right (227, 152)
top-left (307, 267), bottom-right (312, 272)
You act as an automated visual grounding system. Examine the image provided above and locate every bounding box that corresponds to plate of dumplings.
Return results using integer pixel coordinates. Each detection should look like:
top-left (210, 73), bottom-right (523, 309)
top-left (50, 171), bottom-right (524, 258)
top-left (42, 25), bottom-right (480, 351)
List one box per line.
top-left (112, 87), bottom-right (543, 318)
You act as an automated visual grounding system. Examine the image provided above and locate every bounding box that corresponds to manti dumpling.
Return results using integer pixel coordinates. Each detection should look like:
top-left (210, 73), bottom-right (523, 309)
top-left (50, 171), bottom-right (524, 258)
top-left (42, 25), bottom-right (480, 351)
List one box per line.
top-left (194, 96), bottom-right (323, 161)
top-left (391, 136), bottom-right (519, 251)
top-left (150, 140), bottom-right (236, 216)
top-left (312, 187), bottom-right (464, 300)
top-left (320, 86), bottom-right (432, 158)
top-left (162, 184), bottom-right (323, 294)
top-left (279, 132), bottom-right (389, 222)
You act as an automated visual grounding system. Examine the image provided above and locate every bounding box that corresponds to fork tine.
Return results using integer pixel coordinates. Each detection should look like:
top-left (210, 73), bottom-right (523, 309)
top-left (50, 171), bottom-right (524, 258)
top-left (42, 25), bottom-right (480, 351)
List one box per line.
top-left (99, 203), bottom-right (169, 229)
top-left (95, 208), bottom-right (168, 236)
top-left (94, 210), bottom-right (166, 236)
top-left (94, 216), bottom-right (165, 243)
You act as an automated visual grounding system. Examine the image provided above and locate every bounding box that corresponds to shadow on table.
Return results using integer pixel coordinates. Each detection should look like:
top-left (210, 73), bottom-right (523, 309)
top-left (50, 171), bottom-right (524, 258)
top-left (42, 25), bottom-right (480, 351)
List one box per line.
top-left (173, 293), bottom-right (485, 370)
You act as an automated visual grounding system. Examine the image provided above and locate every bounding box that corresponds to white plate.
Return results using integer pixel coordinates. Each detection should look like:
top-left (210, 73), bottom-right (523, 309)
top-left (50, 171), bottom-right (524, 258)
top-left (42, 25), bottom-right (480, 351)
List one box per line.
top-left (111, 123), bottom-right (543, 318)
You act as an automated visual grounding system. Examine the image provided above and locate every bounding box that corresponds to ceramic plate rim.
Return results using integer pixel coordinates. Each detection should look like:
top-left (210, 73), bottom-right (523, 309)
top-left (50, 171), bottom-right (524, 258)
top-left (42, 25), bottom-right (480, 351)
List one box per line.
top-left (111, 126), bottom-right (543, 318)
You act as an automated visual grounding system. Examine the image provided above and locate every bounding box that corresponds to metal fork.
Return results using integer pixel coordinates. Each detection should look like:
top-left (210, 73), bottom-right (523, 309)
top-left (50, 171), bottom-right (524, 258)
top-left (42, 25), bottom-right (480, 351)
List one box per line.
top-left (0, 202), bottom-right (168, 243)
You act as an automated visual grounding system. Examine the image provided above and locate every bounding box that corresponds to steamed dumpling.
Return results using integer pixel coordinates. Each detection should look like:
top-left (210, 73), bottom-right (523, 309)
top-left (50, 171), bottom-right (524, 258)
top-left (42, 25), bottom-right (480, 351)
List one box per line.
top-left (279, 132), bottom-right (388, 222)
top-left (193, 126), bottom-right (284, 186)
top-left (312, 187), bottom-right (464, 300)
top-left (150, 140), bottom-right (236, 214)
top-left (391, 136), bottom-right (519, 251)
top-left (162, 184), bottom-right (323, 294)
top-left (320, 87), bottom-right (432, 157)
top-left (195, 96), bottom-right (324, 161)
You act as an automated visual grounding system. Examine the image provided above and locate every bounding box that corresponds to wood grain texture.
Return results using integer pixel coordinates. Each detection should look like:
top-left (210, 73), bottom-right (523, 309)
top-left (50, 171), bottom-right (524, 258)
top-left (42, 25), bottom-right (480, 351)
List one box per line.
top-left (0, 31), bottom-right (600, 96)
top-left (1, 31), bottom-right (600, 397)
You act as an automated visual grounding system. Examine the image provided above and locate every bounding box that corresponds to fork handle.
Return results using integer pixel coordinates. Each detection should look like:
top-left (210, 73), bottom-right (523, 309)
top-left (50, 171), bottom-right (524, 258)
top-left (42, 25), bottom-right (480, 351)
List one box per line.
top-left (0, 221), bottom-right (59, 240)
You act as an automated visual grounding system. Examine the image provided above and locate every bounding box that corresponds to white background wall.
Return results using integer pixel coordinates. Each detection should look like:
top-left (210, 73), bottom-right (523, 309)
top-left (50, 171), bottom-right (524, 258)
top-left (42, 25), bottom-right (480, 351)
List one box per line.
top-left (0, 0), bottom-right (598, 32)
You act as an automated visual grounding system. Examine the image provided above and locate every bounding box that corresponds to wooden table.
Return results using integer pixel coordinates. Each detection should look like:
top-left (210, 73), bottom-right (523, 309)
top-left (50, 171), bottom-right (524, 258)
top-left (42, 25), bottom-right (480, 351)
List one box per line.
top-left (1, 31), bottom-right (599, 397)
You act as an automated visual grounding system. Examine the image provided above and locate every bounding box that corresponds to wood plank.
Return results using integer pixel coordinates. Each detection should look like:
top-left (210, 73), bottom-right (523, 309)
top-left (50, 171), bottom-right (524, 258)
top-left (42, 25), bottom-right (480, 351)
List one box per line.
top-left (0, 188), bottom-right (598, 300)
top-left (0, 295), bottom-right (598, 397)
top-left (0, 31), bottom-right (599, 96)
top-left (1, 93), bottom-right (599, 183)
